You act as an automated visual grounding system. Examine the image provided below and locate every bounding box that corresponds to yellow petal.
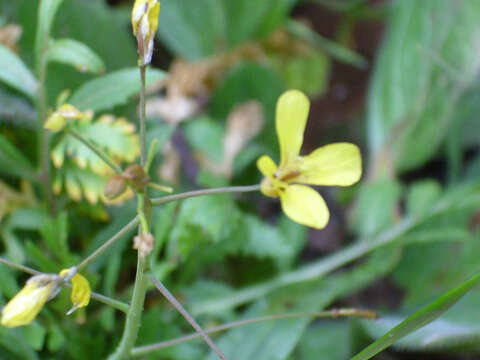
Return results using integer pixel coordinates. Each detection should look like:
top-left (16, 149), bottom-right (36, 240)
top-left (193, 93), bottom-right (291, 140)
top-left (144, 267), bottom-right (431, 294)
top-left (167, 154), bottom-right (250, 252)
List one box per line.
top-left (276, 90), bottom-right (310, 167)
top-left (148, 0), bottom-right (160, 37)
top-left (298, 143), bottom-right (362, 186)
top-left (279, 184), bottom-right (329, 229)
top-left (60, 269), bottom-right (91, 315)
top-left (68, 273), bottom-right (91, 314)
top-left (131, 0), bottom-right (148, 35)
top-left (1, 275), bottom-right (56, 328)
top-left (257, 155), bottom-right (277, 178)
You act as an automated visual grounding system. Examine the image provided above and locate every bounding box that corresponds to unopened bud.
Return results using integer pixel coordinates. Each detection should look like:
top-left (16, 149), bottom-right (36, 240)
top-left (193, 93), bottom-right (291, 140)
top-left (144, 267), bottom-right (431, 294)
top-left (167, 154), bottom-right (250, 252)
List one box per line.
top-left (44, 104), bottom-right (85, 132)
top-left (104, 175), bottom-right (127, 199)
top-left (131, 0), bottom-right (160, 65)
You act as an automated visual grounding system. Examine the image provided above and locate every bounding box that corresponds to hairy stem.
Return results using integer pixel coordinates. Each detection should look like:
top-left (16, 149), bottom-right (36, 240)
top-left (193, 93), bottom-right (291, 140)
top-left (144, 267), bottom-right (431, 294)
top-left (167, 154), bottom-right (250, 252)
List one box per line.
top-left (131, 308), bottom-right (377, 357)
top-left (67, 129), bottom-right (123, 174)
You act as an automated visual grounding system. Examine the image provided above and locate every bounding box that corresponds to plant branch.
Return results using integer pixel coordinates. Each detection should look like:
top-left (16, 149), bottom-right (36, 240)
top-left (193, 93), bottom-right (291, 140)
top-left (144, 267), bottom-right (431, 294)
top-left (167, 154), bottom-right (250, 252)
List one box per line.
top-left (151, 184), bottom-right (260, 206)
top-left (77, 216), bottom-right (140, 271)
top-left (149, 276), bottom-right (226, 360)
top-left (0, 257), bottom-right (41, 276)
top-left (67, 128), bottom-right (123, 174)
top-left (131, 308), bottom-right (377, 357)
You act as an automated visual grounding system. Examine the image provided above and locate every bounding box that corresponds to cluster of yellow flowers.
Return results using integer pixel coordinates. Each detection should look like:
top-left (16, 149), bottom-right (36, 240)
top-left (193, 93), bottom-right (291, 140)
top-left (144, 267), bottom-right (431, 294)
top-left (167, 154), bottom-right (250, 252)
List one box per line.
top-left (1, 268), bottom-right (90, 328)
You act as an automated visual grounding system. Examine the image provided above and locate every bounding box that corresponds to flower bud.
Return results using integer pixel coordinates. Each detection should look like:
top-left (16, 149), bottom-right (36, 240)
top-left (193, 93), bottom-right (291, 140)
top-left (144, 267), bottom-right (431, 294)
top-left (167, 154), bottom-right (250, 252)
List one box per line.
top-left (1, 274), bottom-right (58, 328)
top-left (104, 175), bottom-right (127, 199)
top-left (131, 0), bottom-right (160, 65)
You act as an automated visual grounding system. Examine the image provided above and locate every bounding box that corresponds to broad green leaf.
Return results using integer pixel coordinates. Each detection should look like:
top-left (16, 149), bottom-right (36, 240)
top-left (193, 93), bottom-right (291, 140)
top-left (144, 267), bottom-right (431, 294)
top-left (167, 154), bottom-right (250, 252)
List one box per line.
top-left (351, 272), bottom-right (480, 360)
top-left (69, 67), bottom-right (167, 111)
top-left (157, 0), bottom-right (226, 60)
top-left (406, 180), bottom-right (442, 218)
top-left (367, 0), bottom-right (480, 172)
top-left (0, 88), bottom-right (37, 128)
top-left (351, 179), bottom-right (402, 237)
top-left (297, 322), bottom-right (351, 360)
top-left (35, 0), bottom-right (63, 65)
top-left (0, 133), bottom-right (35, 179)
top-left (23, 323), bottom-right (46, 351)
top-left (46, 38), bottom-right (105, 74)
top-left (0, 44), bottom-right (37, 99)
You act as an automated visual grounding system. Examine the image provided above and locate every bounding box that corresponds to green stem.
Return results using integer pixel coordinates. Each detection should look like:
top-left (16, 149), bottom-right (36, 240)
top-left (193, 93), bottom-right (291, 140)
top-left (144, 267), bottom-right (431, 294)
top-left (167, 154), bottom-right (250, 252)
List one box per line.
top-left (151, 184), bottom-right (260, 206)
top-left (89, 291), bottom-right (129, 314)
top-left (67, 129), bottom-right (122, 174)
top-left (108, 64), bottom-right (150, 360)
top-left (131, 308), bottom-right (377, 357)
top-left (77, 216), bottom-right (139, 272)
top-left (0, 257), bottom-right (41, 276)
top-left (108, 256), bottom-right (149, 360)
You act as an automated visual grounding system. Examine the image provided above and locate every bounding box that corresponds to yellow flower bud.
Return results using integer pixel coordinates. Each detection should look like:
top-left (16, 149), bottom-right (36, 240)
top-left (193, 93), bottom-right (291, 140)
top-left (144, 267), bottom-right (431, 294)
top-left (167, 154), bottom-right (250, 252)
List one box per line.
top-left (131, 0), bottom-right (160, 65)
top-left (1, 274), bottom-right (58, 328)
top-left (59, 269), bottom-right (91, 315)
top-left (44, 104), bottom-right (85, 132)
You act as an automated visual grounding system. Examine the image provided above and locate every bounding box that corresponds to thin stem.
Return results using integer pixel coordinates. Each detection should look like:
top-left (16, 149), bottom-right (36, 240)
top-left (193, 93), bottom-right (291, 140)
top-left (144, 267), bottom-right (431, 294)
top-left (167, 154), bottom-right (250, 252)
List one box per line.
top-left (0, 258), bottom-right (128, 312)
top-left (149, 276), bottom-right (226, 360)
top-left (151, 184), bottom-right (260, 206)
top-left (139, 65), bottom-right (147, 165)
top-left (90, 291), bottom-right (129, 314)
top-left (77, 216), bottom-right (139, 272)
top-left (0, 258), bottom-right (41, 276)
top-left (131, 308), bottom-right (378, 357)
top-left (67, 129), bottom-right (122, 174)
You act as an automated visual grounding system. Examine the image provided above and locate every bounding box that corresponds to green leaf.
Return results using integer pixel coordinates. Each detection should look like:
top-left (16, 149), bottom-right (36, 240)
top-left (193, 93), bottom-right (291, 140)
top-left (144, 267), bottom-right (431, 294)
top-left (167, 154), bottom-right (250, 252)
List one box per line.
top-left (46, 38), bottom-right (105, 74)
top-left (157, 0), bottom-right (226, 60)
top-left (23, 323), bottom-right (46, 351)
top-left (69, 67), bottom-right (167, 112)
top-left (0, 44), bottom-right (37, 99)
top-left (351, 179), bottom-right (402, 237)
top-left (406, 180), bottom-right (442, 218)
top-left (35, 0), bottom-right (63, 65)
top-left (0, 133), bottom-right (35, 179)
top-left (52, 115), bottom-right (139, 176)
top-left (183, 116), bottom-right (224, 163)
top-left (297, 322), bottom-right (351, 360)
top-left (367, 0), bottom-right (480, 172)
top-left (351, 272), bottom-right (480, 360)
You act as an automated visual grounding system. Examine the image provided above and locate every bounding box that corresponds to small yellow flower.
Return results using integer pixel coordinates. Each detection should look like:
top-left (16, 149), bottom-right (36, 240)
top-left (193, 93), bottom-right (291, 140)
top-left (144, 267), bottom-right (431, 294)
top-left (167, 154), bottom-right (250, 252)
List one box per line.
top-left (59, 269), bottom-right (91, 315)
top-left (131, 0), bottom-right (160, 65)
top-left (44, 104), bottom-right (85, 132)
top-left (1, 274), bottom-right (57, 328)
top-left (257, 90), bottom-right (362, 229)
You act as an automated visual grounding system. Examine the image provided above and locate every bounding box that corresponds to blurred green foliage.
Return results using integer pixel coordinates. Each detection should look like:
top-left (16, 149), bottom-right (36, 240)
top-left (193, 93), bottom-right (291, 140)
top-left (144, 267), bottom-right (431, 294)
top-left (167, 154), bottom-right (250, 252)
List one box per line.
top-left (0, 0), bottom-right (480, 359)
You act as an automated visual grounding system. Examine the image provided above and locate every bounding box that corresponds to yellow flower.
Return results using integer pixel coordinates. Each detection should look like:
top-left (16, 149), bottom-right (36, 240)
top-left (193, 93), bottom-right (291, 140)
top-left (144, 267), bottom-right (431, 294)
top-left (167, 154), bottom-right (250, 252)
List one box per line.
top-left (59, 269), bottom-right (91, 315)
top-left (44, 104), bottom-right (86, 132)
top-left (131, 0), bottom-right (160, 65)
top-left (1, 274), bottom-right (58, 328)
top-left (257, 90), bottom-right (362, 229)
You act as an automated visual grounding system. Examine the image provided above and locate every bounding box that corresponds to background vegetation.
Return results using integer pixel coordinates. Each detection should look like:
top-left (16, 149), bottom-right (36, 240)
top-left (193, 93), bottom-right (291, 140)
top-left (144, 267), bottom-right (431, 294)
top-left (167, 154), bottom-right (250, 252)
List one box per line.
top-left (1, 0), bottom-right (480, 359)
